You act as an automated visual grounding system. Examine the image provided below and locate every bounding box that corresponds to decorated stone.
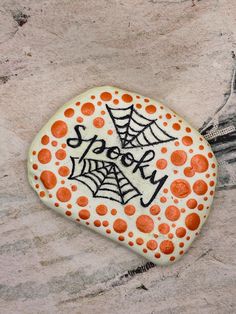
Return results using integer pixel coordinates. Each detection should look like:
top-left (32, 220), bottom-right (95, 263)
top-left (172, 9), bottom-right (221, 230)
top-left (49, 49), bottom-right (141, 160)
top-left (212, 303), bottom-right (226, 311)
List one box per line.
top-left (28, 86), bottom-right (217, 265)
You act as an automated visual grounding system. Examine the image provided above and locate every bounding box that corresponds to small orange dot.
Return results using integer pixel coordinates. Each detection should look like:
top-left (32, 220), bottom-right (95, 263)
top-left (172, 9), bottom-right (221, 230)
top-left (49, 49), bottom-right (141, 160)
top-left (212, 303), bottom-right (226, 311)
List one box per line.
top-left (96, 204), bottom-right (108, 216)
top-left (64, 108), bottom-right (74, 118)
top-left (93, 117), bottom-right (105, 128)
top-left (100, 92), bottom-right (112, 101)
top-left (81, 102), bottom-right (95, 116)
top-left (122, 94), bottom-right (133, 103)
top-left (41, 135), bottom-right (49, 145)
top-left (58, 166), bottom-right (70, 177)
top-left (77, 196), bottom-right (88, 207)
top-left (173, 123), bottom-right (181, 130)
top-left (145, 105), bottom-right (156, 114)
top-left (77, 117), bottom-right (83, 123)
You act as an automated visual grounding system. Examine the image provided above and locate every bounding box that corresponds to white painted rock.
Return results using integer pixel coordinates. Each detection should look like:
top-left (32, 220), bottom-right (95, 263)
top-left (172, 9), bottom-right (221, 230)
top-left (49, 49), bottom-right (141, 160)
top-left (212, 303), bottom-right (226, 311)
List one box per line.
top-left (28, 86), bottom-right (217, 265)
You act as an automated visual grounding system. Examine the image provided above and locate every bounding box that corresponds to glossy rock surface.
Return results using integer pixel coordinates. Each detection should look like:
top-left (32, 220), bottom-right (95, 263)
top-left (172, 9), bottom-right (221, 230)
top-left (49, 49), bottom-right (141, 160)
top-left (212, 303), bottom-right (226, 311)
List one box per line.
top-left (28, 86), bottom-right (217, 265)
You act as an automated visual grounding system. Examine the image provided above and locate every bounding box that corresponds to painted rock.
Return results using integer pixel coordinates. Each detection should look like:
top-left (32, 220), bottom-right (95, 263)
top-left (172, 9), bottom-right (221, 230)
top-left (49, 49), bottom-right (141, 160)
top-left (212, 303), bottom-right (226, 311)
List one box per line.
top-left (28, 86), bottom-right (217, 265)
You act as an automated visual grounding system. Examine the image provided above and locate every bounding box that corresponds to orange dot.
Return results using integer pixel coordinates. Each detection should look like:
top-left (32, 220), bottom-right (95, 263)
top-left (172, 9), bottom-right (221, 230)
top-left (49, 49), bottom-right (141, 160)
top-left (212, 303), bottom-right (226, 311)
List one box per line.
top-left (58, 166), bottom-right (70, 177)
top-left (56, 187), bottom-right (71, 202)
top-left (160, 196), bottom-right (167, 203)
top-left (182, 136), bottom-right (193, 146)
top-left (96, 204), bottom-right (108, 216)
top-left (191, 154), bottom-right (209, 173)
top-left (160, 240), bottom-right (174, 254)
top-left (77, 196), bottom-right (88, 207)
top-left (39, 191), bottom-right (45, 198)
top-left (175, 227), bottom-right (186, 238)
top-left (166, 113), bottom-right (171, 119)
top-left (198, 204), bottom-right (204, 210)
top-left (113, 218), bottom-right (127, 233)
top-left (94, 220), bottom-right (101, 227)
top-left (38, 149), bottom-right (51, 164)
top-left (51, 141), bottom-right (57, 147)
top-left (136, 238), bottom-right (144, 245)
top-left (93, 117), bottom-right (105, 128)
top-left (100, 92), bottom-right (112, 101)
top-left (171, 150), bottom-right (187, 166)
top-left (107, 130), bottom-right (113, 135)
top-left (122, 94), bottom-right (133, 103)
top-left (136, 103), bottom-right (142, 109)
top-left (55, 149), bottom-right (66, 160)
top-left (111, 208), bottom-right (117, 215)
top-left (79, 209), bottom-right (90, 220)
top-left (103, 220), bottom-right (109, 227)
top-left (136, 215), bottom-right (154, 233)
top-left (208, 152), bottom-right (213, 158)
top-left (145, 105), bottom-right (156, 114)
top-left (51, 120), bottom-right (68, 138)
top-left (32, 151), bottom-right (36, 155)
top-left (185, 213), bottom-right (200, 230)
top-left (161, 147), bottom-right (167, 153)
top-left (41, 135), bottom-right (49, 145)
top-left (81, 102), bottom-right (95, 116)
top-left (119, 236), bottom-right (125, 241)
top-left (71, 185), bottom-right (77, 191)
top-left (64, 108), bottom-right (74, 117)
top-left (77, 116), bottom-right (83, 123)
top-left (33, 164), bottom-right (38, 170)
top-left (173, 123), bottom-right (181, 130)
top-left (156, 159), bottom-right (167, 169)
top-left (165, 205), bottom-right (180, 221)
top-left (170, 179), bottom-right (191, 198)
top-left (155, 253), bottom-right (161, 258)
top-left (150, 205), bottom-right (161, 215)
top-left (113, 99), bottom-right (119, 105)
top-left (158, 223), bottom-right (170, 234)
top-left (186, 127), bottom-right (191, 133)
top-left (209, 180), bottom-right (215, 187)
top-left (186, 199), bottom-right (197, 209)
top-left (66, 210), bottom-right (71, 216)
top-left (124, 204), bottom-right (136, 216)
top-left (147, 240), bottom-right (158, 250)
top-left (193, 180), bottom-right (208, 195)
top-left (184, 167), bottom-right (195, 177)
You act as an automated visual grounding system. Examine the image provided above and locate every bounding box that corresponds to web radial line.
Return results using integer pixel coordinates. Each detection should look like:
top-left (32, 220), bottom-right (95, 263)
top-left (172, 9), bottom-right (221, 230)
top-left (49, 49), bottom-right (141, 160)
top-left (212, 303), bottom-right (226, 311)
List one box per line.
top-left (124, 119), bottom-right (156, 147)
top-left (113, 166), bottom-right (125, 204)
top-left (92, 165), bottom-right (113, 196)
top-left (154, 122), bottom-right (177, 141)
top-left (115, 165), bottom-right (141, 204)
top-left (123, 106), bottom-right (134, 146)
top-left (142, 131), bottom-right (152, 145)
top-left (106, 105), bottom-right (132, 147)
top-left (149, 125), bottom-right (161, 141)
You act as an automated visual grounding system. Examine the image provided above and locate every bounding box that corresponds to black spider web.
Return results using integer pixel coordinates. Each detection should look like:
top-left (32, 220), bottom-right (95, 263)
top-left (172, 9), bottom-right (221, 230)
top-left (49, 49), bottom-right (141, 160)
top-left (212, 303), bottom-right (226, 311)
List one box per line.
top-left (106, 105), bottom-right (177, 149)
top-left (69, 157), bottom-right (141, 204)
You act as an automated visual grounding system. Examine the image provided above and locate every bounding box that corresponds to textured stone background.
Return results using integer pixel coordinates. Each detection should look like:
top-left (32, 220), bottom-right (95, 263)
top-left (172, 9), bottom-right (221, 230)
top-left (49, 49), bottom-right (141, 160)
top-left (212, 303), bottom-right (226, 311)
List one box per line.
top-left (0, 0), bottom-right (236, 313)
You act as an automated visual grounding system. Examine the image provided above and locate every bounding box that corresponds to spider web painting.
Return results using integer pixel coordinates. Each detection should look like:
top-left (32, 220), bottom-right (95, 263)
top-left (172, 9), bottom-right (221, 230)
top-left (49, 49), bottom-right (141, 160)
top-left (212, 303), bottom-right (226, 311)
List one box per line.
top-left (69, 157), bottom-right (141, 204)
top-left (106, 105), bottom-right (177, 149)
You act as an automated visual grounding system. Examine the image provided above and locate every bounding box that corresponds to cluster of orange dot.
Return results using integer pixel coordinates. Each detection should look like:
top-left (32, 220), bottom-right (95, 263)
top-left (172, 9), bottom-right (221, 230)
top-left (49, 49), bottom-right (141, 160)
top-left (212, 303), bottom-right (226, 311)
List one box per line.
top-left (31, 89), bottom-right (217, 263)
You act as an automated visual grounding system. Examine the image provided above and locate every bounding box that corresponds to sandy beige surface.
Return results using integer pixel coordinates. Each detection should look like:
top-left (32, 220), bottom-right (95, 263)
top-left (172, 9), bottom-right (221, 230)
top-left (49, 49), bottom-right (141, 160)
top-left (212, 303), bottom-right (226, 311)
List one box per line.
top-left (0, 0), bottom-right (236, 313)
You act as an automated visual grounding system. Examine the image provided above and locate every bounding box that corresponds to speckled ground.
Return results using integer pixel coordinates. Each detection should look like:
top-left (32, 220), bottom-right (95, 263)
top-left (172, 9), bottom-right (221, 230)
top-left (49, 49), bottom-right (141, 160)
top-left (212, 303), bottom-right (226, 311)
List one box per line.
top-left (0, 0), bottom-right (236, 313)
